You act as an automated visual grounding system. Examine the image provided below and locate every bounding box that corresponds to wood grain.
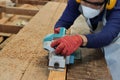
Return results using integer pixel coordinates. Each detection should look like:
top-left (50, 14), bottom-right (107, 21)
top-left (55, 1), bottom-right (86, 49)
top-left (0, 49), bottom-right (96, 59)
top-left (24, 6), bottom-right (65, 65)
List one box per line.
top-left (48, 70), bottom-right (66, 80)
top-left (0, 36), bottom-right (4, 43)
top-left (0, 2), bottom-right (66, 80)
top-left (21, 2), bottom-right (67, 80)
top-left (0, 34), bottom-right (15, 50)
top-left (2, 7), bottom-right (39, 16)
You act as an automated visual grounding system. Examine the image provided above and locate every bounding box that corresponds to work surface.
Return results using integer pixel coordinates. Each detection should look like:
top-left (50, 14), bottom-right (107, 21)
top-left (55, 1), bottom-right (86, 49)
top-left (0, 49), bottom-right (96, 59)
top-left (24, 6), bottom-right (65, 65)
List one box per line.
top-left (0, 2), bottom-right (112, 80)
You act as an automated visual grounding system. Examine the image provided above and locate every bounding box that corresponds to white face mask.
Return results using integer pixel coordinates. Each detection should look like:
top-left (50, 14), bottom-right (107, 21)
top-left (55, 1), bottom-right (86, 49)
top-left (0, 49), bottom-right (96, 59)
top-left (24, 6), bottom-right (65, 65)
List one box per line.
top-left (81, 5), bottom-right (101, 18)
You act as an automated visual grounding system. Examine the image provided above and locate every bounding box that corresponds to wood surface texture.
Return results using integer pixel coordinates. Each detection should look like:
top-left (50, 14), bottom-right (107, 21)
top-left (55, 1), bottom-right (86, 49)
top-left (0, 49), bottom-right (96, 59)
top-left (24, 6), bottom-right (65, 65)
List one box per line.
top-left (0, 1), bottom-right (112, 80)
top-left (1, 7), bottom-right (39, 16)
top-left (0, 2), bottom-right (66, 80)
top-left (0, 36), bottom-right (4, 43)
top-left (0, 34), bottom-right (16, 50)
top-left (48, 70), bottom-right (66, 80)
top-left (0, 24), bottom-right (22, 33)
top-left (67, 49), bottom-right (112, 80)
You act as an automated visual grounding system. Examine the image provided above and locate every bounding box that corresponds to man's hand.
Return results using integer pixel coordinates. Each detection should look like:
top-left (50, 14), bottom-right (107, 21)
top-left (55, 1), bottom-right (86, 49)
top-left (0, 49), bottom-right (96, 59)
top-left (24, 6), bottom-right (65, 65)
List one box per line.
top-left (51, 35), bottom-right (83, 56)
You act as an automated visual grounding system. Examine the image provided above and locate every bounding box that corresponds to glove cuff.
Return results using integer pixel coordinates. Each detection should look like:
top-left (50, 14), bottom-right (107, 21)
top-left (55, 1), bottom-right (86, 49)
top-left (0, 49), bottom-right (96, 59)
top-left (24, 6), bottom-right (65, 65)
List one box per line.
top-left (73, 35), bottom-right (83, 46)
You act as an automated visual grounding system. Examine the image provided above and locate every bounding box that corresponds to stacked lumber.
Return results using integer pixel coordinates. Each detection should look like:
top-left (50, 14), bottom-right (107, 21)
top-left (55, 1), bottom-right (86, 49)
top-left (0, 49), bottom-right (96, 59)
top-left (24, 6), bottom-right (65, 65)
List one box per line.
top-left (0, 4), bottom-right (38, 50)
top-left (4, 4), bottom-right (39, 25)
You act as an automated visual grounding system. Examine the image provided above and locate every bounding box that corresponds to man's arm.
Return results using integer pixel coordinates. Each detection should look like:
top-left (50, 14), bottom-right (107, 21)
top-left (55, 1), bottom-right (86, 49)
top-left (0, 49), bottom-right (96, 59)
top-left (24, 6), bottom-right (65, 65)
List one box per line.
top-left (55, 0), bottom-right (80, 29)
top-left (85, 0), bottom-right (120, 48)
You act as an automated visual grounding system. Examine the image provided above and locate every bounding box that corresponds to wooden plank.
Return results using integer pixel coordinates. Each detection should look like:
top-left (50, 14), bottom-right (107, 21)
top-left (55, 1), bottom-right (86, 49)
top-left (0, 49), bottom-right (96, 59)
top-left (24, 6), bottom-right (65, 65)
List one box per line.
top-left (0, 2), bottom-right (66, 80)
top-left (0, 24), bottom-right (22, 34)
top-left (0, 36), bottom-right (4, 43)
top-left (20, 56), bottom-right (49, 80)
top-left (67, 49), bottom-right (112, 80)
top-left (0, 7), bottom-right (15, 24)
top-left (4, 4), bottom-right (37, 26)
top-left (0, 17), bottom-right (11, 24)
top-left (0, 6), bottom-right (4, 19)
top-left (0, 4), bottom-right (38, 24)
top-left (0, 1), bottom-right (6, 7)
top-left (0, 34), bottom-right (15, 50)
top-left (48, 70), bottom-right (66, 80)
top-left (2, 7), bottom-right (39, 16)
top-left (0, 32), bottom-right (12, 37)
top-left (21, 2), bottom-right (67, 80)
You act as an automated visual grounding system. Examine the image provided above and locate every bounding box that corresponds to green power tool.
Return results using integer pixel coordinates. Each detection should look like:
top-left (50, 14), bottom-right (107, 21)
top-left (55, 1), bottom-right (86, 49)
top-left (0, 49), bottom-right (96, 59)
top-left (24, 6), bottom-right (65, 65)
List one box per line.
top-left (43, 27), bottom-right (75, 71)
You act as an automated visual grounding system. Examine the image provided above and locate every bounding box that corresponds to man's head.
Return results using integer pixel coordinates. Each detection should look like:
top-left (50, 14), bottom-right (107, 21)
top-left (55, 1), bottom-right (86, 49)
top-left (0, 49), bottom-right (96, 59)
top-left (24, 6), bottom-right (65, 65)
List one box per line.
top-left (80, 0), bottom-right (107, 10)
top-left (77, 0), bottom-right (116, 18)
top-left (76, 0), bottom-right (116, 10)
top-left (78, 0), bottom-right (107, 18)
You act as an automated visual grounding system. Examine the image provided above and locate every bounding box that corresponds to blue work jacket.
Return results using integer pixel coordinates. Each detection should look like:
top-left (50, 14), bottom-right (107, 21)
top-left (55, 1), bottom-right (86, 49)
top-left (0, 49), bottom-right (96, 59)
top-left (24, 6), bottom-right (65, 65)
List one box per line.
top-left (55, 0), bottom-right (120, 48)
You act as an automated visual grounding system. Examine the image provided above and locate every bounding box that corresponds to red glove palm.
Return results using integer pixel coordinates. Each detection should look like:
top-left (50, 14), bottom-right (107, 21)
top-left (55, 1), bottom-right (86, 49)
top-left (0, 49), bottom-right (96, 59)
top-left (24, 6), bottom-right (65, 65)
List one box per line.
top-left (51, 35), bottom-right (83, 56)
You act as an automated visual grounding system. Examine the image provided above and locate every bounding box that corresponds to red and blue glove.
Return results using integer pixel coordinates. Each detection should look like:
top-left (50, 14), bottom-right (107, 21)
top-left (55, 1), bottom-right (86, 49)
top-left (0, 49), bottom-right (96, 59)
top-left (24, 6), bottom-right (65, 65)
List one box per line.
top-left (54, 27), bottom-right (60, 34)
top-left (51, 35), bottom-right (83, 56)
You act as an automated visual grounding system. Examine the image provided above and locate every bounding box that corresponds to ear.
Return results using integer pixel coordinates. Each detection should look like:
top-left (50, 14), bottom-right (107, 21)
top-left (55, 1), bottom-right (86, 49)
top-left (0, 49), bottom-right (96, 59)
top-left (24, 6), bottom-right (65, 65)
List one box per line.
top-left (106, 0), bottom-right (117, 10)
